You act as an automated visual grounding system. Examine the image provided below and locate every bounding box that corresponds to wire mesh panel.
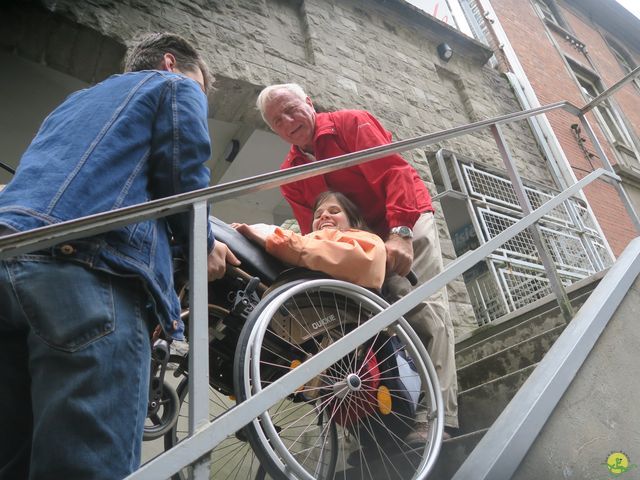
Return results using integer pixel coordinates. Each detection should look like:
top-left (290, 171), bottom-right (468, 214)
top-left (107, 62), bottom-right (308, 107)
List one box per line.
top-left (592, 240), bottom-right (614, 269)
top-left (478, 208), bottom-right (539, 262)
top-left (453, 160), bottom-right (614, 324)
top-left (463, 164), bottom-right (520, 208)
top-left (464, 263), bottom-right (508, 325)
top-left (539, 225), bottom-right (595, 275)
top-left (497, 264), bottom-right (554, 311)
top-left (570, 200), bottom-right (600, 235)
top-left (524, 188), bottom-right (573, 226)
top-left (464, 163), bottom-right (576, 227)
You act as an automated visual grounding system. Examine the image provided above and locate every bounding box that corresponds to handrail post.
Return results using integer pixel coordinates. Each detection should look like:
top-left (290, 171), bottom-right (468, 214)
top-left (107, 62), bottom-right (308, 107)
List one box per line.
top-left (491, 124), bottom-right (575, 322)
top-left (188, 201), bottom-right (211, 479)
top-left (577, 114), bottom-right (640, 234)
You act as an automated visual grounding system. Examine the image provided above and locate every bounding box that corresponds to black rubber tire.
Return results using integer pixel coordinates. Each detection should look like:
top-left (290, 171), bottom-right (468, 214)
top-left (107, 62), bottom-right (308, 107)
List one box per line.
top-left (143, 378), bottom-right (180, 441)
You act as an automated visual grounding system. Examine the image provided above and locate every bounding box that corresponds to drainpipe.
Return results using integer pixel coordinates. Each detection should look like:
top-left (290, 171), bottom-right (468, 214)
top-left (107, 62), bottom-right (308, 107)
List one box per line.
top-left (477, 0), bottom-right (573, 188)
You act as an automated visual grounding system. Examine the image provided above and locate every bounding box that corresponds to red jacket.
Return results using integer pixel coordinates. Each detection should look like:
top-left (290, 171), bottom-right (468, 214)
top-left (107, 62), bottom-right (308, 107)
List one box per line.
top-left (280, 110), bottom-right (433, 237)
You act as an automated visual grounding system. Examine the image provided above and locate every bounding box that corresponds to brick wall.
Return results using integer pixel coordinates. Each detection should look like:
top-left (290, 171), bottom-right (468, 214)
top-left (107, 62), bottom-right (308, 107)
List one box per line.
top-left (489, 0), bottom-right (640, 256)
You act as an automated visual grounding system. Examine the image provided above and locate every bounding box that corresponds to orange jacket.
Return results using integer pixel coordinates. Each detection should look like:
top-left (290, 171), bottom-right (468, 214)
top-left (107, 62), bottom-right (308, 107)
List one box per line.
top-left (265, 228), bottom-right (386, 289)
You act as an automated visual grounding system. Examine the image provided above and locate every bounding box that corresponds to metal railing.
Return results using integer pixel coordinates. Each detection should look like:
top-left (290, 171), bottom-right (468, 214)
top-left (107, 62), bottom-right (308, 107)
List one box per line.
top-left (451, 232), bottom-right (640, 480)
top-left (433, 151), bottom-right (614, 324)
top-left (1, 70), bottom-right (639, 479)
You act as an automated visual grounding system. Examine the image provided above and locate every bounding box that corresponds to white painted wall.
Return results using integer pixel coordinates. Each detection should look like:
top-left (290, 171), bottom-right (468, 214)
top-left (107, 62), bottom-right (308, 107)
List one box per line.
top-left (0, 52), bottom-right (87, 185)
top-left (0, 52), bottom-right (293, 226)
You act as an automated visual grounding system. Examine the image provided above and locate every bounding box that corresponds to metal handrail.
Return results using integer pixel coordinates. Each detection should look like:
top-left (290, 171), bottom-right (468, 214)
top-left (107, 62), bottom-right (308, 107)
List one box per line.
top-left (0, 100), bottom-right (583, 259)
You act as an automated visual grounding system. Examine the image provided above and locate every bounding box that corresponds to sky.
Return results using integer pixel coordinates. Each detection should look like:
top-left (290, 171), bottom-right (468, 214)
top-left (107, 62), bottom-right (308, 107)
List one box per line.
top-left (616, 0), bottom-right (640, 19)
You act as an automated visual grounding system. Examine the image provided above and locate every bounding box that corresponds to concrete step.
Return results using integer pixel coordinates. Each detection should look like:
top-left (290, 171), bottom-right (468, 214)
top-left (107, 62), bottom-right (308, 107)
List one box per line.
top-left (455, 308), bottom-right (564, 368)
top-left (428, 429), bottom-right (487, 479)
top-left (457, 324), bottom-right (565, 391)
top-left (429, 273), bottom-right (605, 478)
top-left (334, 429), bottom-right (488, 480)
top-left (456, 283), bottom-right (595, 369)
top-left (457, 364), bottom-right (536, 434)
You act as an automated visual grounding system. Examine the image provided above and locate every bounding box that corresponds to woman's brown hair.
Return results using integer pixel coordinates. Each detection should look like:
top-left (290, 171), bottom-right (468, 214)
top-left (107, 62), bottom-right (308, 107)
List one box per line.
top-left (312, 191), bottom-right (369, 231)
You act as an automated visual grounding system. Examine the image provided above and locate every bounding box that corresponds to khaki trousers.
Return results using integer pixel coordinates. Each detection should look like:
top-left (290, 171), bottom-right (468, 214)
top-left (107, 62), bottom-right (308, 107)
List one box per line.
top-left (383, 212), bottom-right (459, 428)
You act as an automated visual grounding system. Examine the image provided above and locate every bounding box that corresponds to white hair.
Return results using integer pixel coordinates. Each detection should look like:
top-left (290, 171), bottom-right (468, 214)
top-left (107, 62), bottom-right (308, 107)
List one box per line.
top-left (256, 83), bottom-right (307, 126)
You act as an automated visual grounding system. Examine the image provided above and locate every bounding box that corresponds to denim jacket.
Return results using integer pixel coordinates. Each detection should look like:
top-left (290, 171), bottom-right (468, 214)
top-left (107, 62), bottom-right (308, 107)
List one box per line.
top-left (0, 70), bottom-right (214, 339)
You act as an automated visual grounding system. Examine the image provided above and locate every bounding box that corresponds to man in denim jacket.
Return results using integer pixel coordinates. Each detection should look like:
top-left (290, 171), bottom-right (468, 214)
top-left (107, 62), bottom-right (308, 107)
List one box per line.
top-left (0, 33), bottom-right (237, 479)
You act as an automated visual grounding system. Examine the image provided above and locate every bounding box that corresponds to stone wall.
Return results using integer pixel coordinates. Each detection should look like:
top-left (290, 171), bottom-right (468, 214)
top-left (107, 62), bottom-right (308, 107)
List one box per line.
top-left (1, 0), bottom-right (559, 336)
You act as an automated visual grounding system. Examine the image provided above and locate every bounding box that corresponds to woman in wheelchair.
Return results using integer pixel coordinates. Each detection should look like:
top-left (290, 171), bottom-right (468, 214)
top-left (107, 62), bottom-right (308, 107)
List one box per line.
top-left (232, 191), bottom-right (385, 289)
top-left (161, 191), bottom-right (444, 480)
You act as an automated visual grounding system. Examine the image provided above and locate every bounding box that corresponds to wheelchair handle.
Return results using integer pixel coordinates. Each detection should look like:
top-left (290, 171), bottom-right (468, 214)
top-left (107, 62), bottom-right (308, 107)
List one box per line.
top-left (225, 264), bottom-right (268, 295)
top-left (406, 270), bottom-right (418, 286)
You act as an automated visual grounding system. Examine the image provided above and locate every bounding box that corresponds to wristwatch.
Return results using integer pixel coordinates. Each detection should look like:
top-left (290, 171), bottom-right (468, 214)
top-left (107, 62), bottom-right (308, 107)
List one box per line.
top-left (389, 226), bottom-right (413, 239)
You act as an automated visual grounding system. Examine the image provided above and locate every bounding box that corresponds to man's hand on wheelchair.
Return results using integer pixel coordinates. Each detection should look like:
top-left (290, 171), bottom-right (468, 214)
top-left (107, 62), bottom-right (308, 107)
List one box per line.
top-left (385, 235), bottom-right (414, 277)
top-left (208, 241), bottom-right (240, 281)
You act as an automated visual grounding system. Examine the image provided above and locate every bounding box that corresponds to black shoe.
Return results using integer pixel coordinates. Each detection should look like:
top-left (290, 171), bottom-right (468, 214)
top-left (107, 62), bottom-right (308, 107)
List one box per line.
top-left (404, 422), bottom-right (430, 447)
top-left (444, 426), bottom-right (458, 440)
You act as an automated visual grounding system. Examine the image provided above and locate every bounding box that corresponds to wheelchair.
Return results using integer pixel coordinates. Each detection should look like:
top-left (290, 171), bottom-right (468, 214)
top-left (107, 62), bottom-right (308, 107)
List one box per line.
top-left (152, 218), bottom-right (444, 480)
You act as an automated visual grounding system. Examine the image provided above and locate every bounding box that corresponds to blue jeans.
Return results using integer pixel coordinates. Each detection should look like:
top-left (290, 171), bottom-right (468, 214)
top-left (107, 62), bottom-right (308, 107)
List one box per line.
top-left (0, 255), bottom-right (152, 480)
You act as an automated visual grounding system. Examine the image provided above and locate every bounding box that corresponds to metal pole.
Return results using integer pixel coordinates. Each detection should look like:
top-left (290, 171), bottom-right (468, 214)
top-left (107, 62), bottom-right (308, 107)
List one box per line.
top-left (188, 201), bottom-right (211, 479)
top-left (491, 124), bottom-right (574, 322)
top-left (577, 114), bottom-right (640, 234)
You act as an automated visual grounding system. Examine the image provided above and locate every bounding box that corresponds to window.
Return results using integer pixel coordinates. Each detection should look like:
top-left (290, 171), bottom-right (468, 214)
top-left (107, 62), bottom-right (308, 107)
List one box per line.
top-left (404, 0), bottom-right (475, 37)
top-left (533, 0), bottom-right (564, 28)
top-left (571, 64), bottom-right (639, 165)
top-left (606, 38), bottom-right (640, 92)
top-left (577, 74), bottom-right (627, 146)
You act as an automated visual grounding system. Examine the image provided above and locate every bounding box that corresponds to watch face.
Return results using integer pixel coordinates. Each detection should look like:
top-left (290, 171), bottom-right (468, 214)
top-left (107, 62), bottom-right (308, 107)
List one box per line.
top-left (392, 226), bottom-right (413, 238)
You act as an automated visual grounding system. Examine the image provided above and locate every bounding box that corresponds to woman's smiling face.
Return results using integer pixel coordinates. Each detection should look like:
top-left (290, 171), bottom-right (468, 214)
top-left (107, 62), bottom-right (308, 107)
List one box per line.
top-left (312, 196), bottom-right (351, 231)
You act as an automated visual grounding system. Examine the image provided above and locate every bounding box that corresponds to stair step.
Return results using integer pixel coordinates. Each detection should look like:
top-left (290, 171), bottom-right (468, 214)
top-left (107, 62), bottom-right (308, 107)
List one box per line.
top-left (429, 273), bottom-right (604, 478)
top-left (455, 274), bottom-right (600, 368)
top-left (334, 429), bottom-right (488, 480)
top-left (457, 324), bottom-right (565, 390)
top-left (457, 364), bottom-right (536, 434)
top-left (428, 429), bottom-right (488, 479)
top-left (455, 308), bottom-right (566, 369)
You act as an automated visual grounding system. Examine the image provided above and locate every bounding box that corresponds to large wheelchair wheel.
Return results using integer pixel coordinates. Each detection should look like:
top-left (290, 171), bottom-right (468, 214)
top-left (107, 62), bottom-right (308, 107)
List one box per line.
top-left (163, 304), bottom-right (269, 480)
top-left (164, 376), bottom-right (268, 480)
top-left (234, 279), bottom-right (444, 480)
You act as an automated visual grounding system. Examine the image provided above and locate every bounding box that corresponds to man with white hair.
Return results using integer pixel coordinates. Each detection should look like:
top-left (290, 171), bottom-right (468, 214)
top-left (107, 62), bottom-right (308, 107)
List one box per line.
top-left (256, 83), bottom-right (459, 441)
